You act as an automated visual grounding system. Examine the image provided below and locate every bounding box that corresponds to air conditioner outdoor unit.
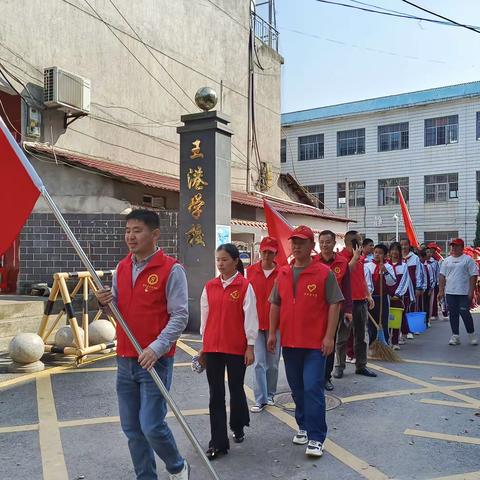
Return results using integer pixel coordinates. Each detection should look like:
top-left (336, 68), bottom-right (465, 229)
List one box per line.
top-left (43, 67), bottom-right (91, 114)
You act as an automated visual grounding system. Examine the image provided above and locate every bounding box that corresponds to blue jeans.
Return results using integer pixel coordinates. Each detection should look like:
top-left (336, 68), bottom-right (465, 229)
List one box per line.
top-left (282, 347), bottom-right (327, 442)
top-left (116, 356), bottom-right (184, 479)
top-left (253, 330), bottom-right (281, 405)
top-left (446, 294), bottom-right (475, 335)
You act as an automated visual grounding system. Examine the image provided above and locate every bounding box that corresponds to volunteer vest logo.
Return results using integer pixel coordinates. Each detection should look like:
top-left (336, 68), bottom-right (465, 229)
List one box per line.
top-left (333, 266), bottom-right (342, 278)
top-left (305, 283), bottom-right (317, 297)
top-left (230, 290), bottom-right (240, 301)
top-left (143, 273), bottom-right (160, 293)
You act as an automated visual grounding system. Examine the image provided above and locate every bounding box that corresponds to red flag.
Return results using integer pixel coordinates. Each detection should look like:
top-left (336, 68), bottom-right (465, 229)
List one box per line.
top-left (0, 117), bottom-right (43, 256)
top-left (396, 186), bottom-right (419, 249)
top-left (263, 199), bottom-right (293, 266)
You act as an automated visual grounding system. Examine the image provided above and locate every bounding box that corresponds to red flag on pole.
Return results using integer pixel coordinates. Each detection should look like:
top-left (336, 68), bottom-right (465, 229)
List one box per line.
top-left (396, 186), bottom-right (419, 249)
top-left (263, 199), bottom-right (293, 266)
top-left (0, 117), bottom-right (43, 256)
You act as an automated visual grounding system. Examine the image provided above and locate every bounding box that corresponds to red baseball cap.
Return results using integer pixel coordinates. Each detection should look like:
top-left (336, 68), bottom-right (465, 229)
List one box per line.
top-left (426, 242), bottom-right (441, 251)
top-left (260, 236), bottom-right (278, 253)
top-left (450, 238), bottom-right (464, 247)
top-left (288, 225), bottom-right (314, 241)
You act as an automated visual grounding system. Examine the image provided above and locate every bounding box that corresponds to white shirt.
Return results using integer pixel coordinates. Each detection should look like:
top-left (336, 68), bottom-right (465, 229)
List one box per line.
top-left (364, 262), bottom-right (397, 294)
top-left (440, 254), bottom-right (478, 296)
top-left (200, 272), bottom-right (259, 345)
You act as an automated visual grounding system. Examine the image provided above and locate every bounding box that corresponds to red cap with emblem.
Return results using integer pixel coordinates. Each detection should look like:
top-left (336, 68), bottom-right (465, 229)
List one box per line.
top-left (450, 238), bottom-right (464, 247)
top-left (260, 236), bottom-right (278, 253)
top-left (288, 225), bottom-right (314, 241)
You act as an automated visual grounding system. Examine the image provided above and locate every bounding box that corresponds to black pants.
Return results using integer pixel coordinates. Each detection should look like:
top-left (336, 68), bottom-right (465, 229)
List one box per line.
top-left (446, 294), bottom-right (475, 335)
top-left (205, 352), bottom-right (249, 451)
top-left (368, 295), bottom-right (390, 345)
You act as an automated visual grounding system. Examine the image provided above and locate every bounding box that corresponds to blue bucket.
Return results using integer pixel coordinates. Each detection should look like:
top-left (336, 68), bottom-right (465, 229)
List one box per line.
top-left (406, 312), bottom-right (427, 333)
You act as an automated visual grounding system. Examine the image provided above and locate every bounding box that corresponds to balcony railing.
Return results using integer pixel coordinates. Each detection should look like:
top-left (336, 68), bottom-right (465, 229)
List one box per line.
top-left (251, 12), bottom-right (279, 52)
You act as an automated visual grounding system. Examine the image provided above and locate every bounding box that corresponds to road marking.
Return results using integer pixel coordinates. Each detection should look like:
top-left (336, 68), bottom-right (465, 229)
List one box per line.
top-left (403, 359), bottom-right (480, 370)
top-left (36, 375), bottom-right (68, 480)
top-left (341, 387), bottom-right (436, 403)
top-left (419, 399), bottom-right (480, 409)
top-left (176, 340), bottom-right (389, 480)
top-left (180, 337), bottom-right (203, 343)
top-left (430, 470), bottom-right (480, 479)
top-left (404, 428), bottom-right (480, 445)
top-left (0, 423), bottom-right (38, 434)
top-left (431, 377), bottom-right (480, 384)
top-left (53, 362), bottom-right (191, 374)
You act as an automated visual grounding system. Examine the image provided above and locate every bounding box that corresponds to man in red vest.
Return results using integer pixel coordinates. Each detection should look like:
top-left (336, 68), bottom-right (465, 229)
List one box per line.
top-left (96, 210), bottom-right (189, 480)
top-left (246, 236), bottom-right (280, 412)
top-left (268, 225), bottom-right (343, 458)
top-left (315, 230), bottom-right (352, 391)
top-left (334, 230), bottom-right (377, 379)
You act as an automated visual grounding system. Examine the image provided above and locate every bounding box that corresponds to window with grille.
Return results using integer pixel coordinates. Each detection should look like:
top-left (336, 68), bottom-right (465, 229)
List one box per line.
top-left (477, 171), bottom-right (480, 202)
top-left (424, 231), bottom-right (458, 254)
top-left (378, 123), bottom-right (409, 152)
top-left (378, 232), bottom-right (405, 247)
top-left (378, 177), bottom-right (409, 206)
top-left (281, 138), bottom-right (286, 163)
top-left (304, 184), bottom-right (324, 208)
top-left (424, 173), bottom-right (458, 203)
top-left (298, 134), bottom-right (324, 161)
top-left (338, 181), bottom-right (365, 208)
top-left (425, 115), bottom-right (458, 146)
top-left (337, 129), bottom-right (365, 156)
top-left (477, 112), bottom-right (480, 141)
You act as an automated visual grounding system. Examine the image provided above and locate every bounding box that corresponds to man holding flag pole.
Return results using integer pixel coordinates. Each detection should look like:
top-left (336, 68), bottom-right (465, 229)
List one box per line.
top-left (0, 116), bottom-right (220, 480)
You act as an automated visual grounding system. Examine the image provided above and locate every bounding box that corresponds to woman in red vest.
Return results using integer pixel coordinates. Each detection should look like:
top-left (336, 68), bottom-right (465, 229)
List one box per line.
top-left (199, 243), bottom-right (258, 460)
top-left (246, 236), bottom-right (280, 412)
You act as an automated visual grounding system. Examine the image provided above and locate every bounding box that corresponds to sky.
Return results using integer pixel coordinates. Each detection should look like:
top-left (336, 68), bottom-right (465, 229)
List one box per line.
top-left (270, 0), bottom-right (480, 113)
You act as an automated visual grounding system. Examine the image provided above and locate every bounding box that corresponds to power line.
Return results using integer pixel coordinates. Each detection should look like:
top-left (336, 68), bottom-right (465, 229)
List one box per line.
top-left (107, 0), bottom-right (197, 109)
top-left (204, 0), bottom-right (249, 31)
top-left (400, 0), bottom-right (480, 34)
top-left (82, 0), bottom-right (191, 112)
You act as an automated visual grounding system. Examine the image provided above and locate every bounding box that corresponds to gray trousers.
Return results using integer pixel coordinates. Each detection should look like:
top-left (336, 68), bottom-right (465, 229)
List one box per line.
top-left (335, 300), bottom-right (368, 371)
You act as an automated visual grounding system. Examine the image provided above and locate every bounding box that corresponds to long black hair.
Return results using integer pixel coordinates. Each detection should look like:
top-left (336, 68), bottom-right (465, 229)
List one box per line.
top-left (389, 241), bottom-right (402, 260)
top-left (216, 243), bottom-right (244, 276)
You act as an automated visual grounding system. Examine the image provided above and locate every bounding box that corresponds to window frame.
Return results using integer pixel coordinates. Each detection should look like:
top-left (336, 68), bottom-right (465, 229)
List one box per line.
top-left (298, 134), bottom-right (324, 161)
top-left (304, 184), bottom-right (325, 208)
top-left (423, 231), bottom-right (459, 254)
top-left (378, 122), bottom-right (409, 152)
top-left (337, 128), bottom-right (366, 157)
top-left (337, 180), bottom-right (366, 208)
top-left (378, 177), bottom-right (409, 206)
top-left (424, 173), bottom-right (458, 203)
top-left (280, 138), bottom-right (286, 163)
top-left (476, 112), bottom-right (480, 141)
top-left (424, 115), bottom-right (458, 147)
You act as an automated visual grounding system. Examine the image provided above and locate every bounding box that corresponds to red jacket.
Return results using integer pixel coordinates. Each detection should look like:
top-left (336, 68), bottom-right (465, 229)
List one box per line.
top-left (339, 248), bottom-right (368, 301)
top-left (203, 274), bottom-right (250, 355)
top-left (315, 253), bottom-right (352, 314)
top-left (276, 261), bottom-right (332, 349)
top-left (246, 261), bottom-right (278, 330)
top-left (116, 250), bottom-right (177, 358)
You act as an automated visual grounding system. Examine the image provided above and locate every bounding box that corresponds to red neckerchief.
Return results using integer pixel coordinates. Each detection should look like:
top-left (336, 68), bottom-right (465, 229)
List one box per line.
top-left (372, 259), bottom-right (383, 288)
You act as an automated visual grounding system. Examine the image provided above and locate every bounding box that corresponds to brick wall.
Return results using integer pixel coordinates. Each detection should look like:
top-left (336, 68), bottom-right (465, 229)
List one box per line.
top-left (18, 212), bottom-right (178, 293)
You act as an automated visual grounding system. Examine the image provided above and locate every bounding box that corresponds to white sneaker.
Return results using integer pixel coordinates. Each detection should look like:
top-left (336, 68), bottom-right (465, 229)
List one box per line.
top-left (250, 403), bottom-right (267, 413)
top-left (267, 398), bottom-right (275, 406)
top-left (346, 356), bottom-right (356, 364)
top-left (305, 440), bottom-right (324, 457)
top-left (392, 344), bottom-right (400, 351)
top-left (449, 334), bottom-right (461, 346)
top-left (468, 333), bottom-right (478, 345)
top-left (398, 336), bottom-right (406, 345)
top-left (292, 430), bottom-right (308, 445)
top-left (169, 460), bottom-right (189, 480)
top-left (407, 333), bottom-right (414, 340)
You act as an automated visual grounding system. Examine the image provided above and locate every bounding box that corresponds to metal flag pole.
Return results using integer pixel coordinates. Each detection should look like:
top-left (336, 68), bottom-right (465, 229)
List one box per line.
top-left (40, 188), bottom-right (220, 480)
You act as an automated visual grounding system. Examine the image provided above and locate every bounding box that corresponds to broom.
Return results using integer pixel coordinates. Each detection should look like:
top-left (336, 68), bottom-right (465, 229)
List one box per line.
top-left (368, 270), bottom-right (403, 362)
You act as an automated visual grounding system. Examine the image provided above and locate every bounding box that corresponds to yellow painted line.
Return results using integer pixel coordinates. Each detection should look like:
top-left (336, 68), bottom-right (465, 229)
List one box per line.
top-left (431, 376), bottom-right (480, 384)
top-left (404, 429), bottom-right (480, 445)
top-left (341, 386), bottom-right (436, 403)
top-left (403, 359), bottom-right (480, 370)
top-left (175, 342), bottom-right (389, 480)
top-left (36, 375), bottom-right (68, 480)
top-left (0, 423), bottom-right (38, 434)
top-left (180, 337), bottom-right (203, 343)
top-left (430, 470), bottom-right (480, 480)
top-left (0, 352), bottom-right (117, 390)
top-left (58, 408), bottom-right (210, 429)
top-left (419, 399), bottom-right (480, 409)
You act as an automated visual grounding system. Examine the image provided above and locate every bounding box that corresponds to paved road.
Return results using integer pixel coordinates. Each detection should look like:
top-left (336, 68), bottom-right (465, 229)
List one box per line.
top-left (0, 315), bottom-right (479, 480)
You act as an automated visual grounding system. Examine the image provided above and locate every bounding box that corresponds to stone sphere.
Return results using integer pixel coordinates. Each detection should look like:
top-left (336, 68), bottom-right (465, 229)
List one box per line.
top-left (55, 326), bottom-right (84, 348)
top-left (9, 333), bottom-right (44, 364)
top-left (88, 320), bottom-right (116, 345)
top-left (195, 87), bottom-right (218, 111)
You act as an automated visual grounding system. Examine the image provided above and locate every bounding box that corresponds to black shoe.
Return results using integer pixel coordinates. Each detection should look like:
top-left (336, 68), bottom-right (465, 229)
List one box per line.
top-left (325, 380), bottom-right (334, 391)
top-left (333, 368), bottom-right (343, 379)
top-left (232, 429), bottom-right (245, 443)
top-left (206, 447), bottom-right (228, 460)
top-left (355, 367), bottom-right (377, 377)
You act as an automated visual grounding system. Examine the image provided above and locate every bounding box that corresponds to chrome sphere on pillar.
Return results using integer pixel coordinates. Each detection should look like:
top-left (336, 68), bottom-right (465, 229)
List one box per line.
top-left (195, 87), bottom-right (218, 111)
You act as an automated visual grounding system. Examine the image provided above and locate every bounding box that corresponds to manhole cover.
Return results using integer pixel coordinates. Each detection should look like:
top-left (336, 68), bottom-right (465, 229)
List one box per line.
top-left (275, 391), bottom-right (342, 412)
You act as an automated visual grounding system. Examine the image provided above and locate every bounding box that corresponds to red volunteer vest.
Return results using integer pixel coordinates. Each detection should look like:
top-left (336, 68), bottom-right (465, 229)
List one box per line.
top-left (339, 248), bottom-right (368, 300)
top-left (246, 261), bottom-right (278, 331)
top-left (277, 261), bottom-right (331, 349)
top-left (203, 274), bottom-right (250, 355)
top-left (315, 253), bottom-right (348, 284)
top-left (116, 250), bottom-right (177, 358)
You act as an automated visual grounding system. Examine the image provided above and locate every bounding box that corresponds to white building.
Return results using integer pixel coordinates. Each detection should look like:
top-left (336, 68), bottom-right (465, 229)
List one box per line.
top-left (281, 82), bottom-right (480, 252)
